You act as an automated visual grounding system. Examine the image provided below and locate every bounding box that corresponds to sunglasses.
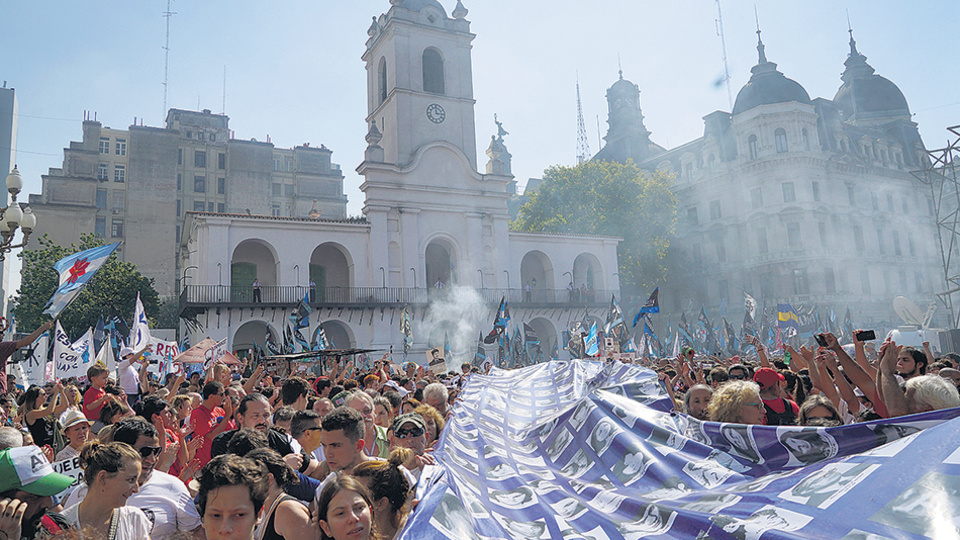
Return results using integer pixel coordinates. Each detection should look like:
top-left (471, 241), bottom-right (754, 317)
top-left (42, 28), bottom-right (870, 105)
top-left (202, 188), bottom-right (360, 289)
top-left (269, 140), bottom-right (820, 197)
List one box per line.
top-left (395, 426), bottom-right (425, 439)
top-left (139, 446), bottom-right (162, 458)
top-left (730, 374), bottom-right (746, 380)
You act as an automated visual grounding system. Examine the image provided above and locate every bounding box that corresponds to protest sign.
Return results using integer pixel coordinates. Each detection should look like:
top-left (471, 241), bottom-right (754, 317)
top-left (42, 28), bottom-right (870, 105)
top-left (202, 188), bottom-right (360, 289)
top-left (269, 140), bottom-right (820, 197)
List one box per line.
top-left (52, 455), bottom-right (84, 497)
top-left (203, 338), bottom-right (228, 371)
top-left (54, 322), bottom-right (86, 381)
top-left (426, 347), bottom-right (447, 374)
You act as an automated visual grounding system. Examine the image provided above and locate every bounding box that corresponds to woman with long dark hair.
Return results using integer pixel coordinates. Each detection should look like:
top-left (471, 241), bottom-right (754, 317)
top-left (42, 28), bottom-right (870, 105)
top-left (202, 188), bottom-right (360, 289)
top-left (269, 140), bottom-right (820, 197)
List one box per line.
top-left (18, 381), bottom-right (68, 448)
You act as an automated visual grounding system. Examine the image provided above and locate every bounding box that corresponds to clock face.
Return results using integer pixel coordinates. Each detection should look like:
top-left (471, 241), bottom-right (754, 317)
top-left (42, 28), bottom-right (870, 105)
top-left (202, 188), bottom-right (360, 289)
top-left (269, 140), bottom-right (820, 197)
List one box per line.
top-left (426, 103), bottom-right (446, 124)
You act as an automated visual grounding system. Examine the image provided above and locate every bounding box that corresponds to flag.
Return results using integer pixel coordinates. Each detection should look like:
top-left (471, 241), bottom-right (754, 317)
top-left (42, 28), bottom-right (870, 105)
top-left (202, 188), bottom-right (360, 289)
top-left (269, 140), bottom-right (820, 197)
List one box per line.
top-left (777, 303), bottom-right (801, 335)
top-left (744, 291), bottom-right (757, 320)
top-left (775, 325), bottom-right (784, 351)
top-left (265, 327), bottom-right (280, 356)
top-left (698, 307), bottom-right (717, 352)
top-left (43, 243), bottom-right (120, 317)
top-left (72, 328), bottom-right (94, 366)
top-left (293, 327), bottom-right (310, 352)
top-left (605, 295), bottom-right (627, 347)
top-left (637, 333), bottom-right (648, 358)
top-left (484, 297), bottom-right (511, 344)
top-left (671, 330), bottom-right (680, 358)
top-left (584, 322), bottom-right (599, 357)
top-left (473, 333), bottom-right (486, 367)
top-left (291, 292), bottom-right (312, 329)
top-left (312, 322), bottom-right (329, 351)
top-left (132, 293), bottom-right (151, 350)
top-left (20, 334), bottom-right (48, 388)
top-left (741, 306), bottom-right (756, 339)
top-left (523, 323), bottom-right (541, 364)
top-left (54, 322), bottom-right (86, 381)
top-left (400, 306), bottom-right (413, 356)
top-left (843, 307), bottom-right (854, 343)
top-left (512, 326), bottom-right (524, 367)
top-left (93, 318), bottom-right (106, 352)
top-left (678, 312), bottom-right (693, 345)
top-left (95, 339), bottom-right (116, 374)
top-left (632, 287), bottom-right (660, 326)
top-left (723, 317), bottom-right (738, 355)
top-left (282, 323), bottom-right (294, 354)
top-left (443, 333), bottom-right (452, 364)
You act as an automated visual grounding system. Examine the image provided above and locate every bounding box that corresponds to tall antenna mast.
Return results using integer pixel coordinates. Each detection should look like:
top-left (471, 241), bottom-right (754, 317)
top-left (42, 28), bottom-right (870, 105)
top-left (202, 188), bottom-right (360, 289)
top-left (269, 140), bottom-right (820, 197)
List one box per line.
top-left (715, 0), bottom-right (734, 111)
top-left (576, 72), bottom-right (591, 164)
top-left (162, 0), bottom-right (176, 120)
top-left (222, 65), bottom-right (227, 114)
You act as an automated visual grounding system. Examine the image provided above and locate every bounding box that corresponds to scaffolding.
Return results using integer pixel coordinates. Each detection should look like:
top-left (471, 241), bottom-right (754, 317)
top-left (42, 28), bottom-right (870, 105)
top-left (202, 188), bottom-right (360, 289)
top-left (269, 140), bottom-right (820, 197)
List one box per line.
top-left (913, 125), bottom-right (960, 329)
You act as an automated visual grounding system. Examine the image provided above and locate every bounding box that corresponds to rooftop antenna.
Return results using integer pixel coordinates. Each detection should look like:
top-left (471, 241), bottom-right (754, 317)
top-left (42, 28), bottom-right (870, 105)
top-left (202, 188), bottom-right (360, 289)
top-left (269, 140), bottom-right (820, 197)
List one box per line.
top-left (715, 0), bottom-right (734, 110)
top-left (162, 0), bottom-right (176, 121)
top-left (617, 53), bottom-right (623, 79)
top-left (596, 114), bottom-right (602, 150)
top-left (576, 71), bottom-right (591, 164)
top-left (222, 65), bottom-right (226, 114)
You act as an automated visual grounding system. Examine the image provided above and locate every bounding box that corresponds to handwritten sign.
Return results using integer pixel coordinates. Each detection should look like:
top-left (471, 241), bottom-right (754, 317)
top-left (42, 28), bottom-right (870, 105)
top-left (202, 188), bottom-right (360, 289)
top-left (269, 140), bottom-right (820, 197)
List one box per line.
top-left (52, 455), bottom-right (84, 497)
top-left (203, 338), bottom-right (228, 371)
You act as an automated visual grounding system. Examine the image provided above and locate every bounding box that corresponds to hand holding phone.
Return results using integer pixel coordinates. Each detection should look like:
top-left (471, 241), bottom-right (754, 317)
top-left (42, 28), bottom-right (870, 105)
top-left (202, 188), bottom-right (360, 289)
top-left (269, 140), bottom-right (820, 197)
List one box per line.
top-left (855, 330), bottom-right (876, 342)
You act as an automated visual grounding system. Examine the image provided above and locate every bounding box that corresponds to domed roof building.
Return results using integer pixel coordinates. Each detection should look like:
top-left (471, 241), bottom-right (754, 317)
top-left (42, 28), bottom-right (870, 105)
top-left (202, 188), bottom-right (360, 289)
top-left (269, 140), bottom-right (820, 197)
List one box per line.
top-left (833, 33), bottom-right (910, 122)
top-left (732, 35), bottom-right (812, 115)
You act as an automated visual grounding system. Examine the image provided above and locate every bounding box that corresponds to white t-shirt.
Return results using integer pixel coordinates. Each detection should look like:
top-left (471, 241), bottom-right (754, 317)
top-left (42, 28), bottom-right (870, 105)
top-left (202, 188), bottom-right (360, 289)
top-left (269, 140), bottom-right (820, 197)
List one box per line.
top-left (62, 504), bottom-right (152, 540)
top-left (62, 470), bottom-right (201, 539)
top-left (118, 358), bottom-right (140, 395)
top-left (56, 444), bottom-right (80, 462)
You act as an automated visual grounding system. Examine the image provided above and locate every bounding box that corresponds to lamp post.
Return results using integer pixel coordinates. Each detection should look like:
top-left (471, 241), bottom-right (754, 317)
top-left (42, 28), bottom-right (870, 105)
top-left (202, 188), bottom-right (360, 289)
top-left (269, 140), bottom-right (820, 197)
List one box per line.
top-left (563, 271), bottom-right (572, 284)
top-left (217, 262), bottom-right (222, 285)
top-left (0, 167), bottom-right (37, 261)
top-left (410, 267), bottom-right (416, 288)
top-left (379, 266), bottom-right (386, 288)
top-left (182, 265), bottom-right (198, 291)
top-left (503, 269), bottom-right (510, 290)
top-left (294, 264), bottom-right (300, 285)
top-left (477, 269), bottom-right (484, 289)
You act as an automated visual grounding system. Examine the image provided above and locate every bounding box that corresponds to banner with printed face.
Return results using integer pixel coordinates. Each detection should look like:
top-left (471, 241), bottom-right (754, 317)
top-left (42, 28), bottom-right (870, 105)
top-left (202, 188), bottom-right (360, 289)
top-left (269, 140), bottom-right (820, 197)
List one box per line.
top-left (399, 359), bottom-right (960, 540)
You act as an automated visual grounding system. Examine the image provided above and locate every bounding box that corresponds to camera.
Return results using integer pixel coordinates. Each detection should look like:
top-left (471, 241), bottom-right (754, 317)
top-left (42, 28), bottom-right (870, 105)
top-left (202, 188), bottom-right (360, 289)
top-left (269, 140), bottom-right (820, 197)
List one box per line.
top-left (855, 330), bottom-right (876, 341)
top-left (814, 334), bottom-right (828, 347)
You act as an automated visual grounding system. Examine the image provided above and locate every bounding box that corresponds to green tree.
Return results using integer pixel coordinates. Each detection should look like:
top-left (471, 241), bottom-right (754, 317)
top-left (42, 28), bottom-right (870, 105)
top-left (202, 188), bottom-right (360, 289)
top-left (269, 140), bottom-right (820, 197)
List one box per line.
top-left (12, 234), bottom-right (160, 338)
top-left (512, 160), bottom-right (677, 293)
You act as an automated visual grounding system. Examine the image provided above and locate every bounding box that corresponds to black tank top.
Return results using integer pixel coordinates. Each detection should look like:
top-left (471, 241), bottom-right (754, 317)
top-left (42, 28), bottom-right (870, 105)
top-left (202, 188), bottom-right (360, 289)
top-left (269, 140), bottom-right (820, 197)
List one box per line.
top-left (261, 494), bottom-right (303, 540)
top-left (763, 398), bottom-right (797, 426)
top-left (27, 415), bottom-right (55, 447)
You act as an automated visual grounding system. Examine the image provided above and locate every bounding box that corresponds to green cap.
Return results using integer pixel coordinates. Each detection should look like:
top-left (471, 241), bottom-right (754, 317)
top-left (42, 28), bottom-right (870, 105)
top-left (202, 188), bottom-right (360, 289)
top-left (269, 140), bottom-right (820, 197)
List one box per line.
top-left (0, 446), bottom-right (76, 496)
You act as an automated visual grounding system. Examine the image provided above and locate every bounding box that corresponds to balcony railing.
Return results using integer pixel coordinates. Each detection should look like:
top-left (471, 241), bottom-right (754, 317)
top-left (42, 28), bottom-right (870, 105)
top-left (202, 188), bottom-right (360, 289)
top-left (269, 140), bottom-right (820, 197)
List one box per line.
top-left (180, 285), bottom-right (615, 310)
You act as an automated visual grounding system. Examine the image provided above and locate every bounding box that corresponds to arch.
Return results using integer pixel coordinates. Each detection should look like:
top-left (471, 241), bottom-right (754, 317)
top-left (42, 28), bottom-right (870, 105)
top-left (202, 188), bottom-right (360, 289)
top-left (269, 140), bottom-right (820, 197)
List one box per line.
top-left (775, 128), bottom-right (788, 153)
top-left (422, 47), bottom-right (445, 94)
top-left (310, 243), bottom-right (354, 299)
top-left (520, 250), bottom-right (555, 302)
top-left (748, 134), bottom-right (758, 160)
top-left (233, 320), bottom-right (278, 356)
top-left (378, 57), bottom-right (388, 105)
top-left (573, 252), bottom-right (604, 299)
top-left (231, 239), bottom-right (279, 302)
top-left (527, 317), bottom-right (558, 362)
top-left (317, 320), bottom-right (354, 350)
top-left (425, 236), bottom-right (458, 287)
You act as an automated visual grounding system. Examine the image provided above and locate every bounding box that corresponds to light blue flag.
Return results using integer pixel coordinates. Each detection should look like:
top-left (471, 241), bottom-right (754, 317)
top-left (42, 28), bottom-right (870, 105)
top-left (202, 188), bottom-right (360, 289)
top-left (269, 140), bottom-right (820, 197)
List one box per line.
top-left (584, 322), bottom-right (599, 357)
top-left (44, 243), bottom-right (120, 317)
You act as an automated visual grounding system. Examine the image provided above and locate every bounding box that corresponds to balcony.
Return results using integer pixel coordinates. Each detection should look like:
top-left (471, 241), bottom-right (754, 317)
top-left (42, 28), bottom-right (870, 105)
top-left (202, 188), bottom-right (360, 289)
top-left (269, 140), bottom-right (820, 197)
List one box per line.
top-left (179, 285), bottom-right (614, 311)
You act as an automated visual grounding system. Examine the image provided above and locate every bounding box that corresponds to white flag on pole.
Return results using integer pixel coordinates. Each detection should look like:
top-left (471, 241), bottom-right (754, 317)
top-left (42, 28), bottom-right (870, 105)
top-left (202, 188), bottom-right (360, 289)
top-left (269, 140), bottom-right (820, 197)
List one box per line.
top-left (54, 322), bottom-right (86, 382)
top-left (132, 293), bottom-right (152, 351)
top-left (21, 334), bottom-right (48, 388)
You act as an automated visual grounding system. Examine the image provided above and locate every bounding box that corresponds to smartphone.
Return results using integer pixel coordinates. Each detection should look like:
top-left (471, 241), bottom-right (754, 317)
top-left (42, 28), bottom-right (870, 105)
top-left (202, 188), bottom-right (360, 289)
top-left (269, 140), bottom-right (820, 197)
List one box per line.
top-left (815, 334), bottom-right (828, 347)
top-left (784, 351), bottom-right (791, 365)
top-left (855, 330), bottom-right (876, 341)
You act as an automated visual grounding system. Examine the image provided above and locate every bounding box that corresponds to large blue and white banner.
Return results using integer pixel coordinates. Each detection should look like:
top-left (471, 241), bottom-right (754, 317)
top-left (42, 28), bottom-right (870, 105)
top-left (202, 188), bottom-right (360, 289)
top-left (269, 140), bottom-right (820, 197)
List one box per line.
top-left (43, 243), bottom-right (120, 317)
top-left (401, 360), bottom-right (960, 539)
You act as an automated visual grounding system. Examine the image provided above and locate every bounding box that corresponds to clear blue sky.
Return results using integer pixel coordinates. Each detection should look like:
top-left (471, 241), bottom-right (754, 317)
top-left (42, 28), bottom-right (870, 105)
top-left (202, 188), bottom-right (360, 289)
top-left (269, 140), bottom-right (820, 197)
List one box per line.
top-left (2, 1), bottom-right (959, 293)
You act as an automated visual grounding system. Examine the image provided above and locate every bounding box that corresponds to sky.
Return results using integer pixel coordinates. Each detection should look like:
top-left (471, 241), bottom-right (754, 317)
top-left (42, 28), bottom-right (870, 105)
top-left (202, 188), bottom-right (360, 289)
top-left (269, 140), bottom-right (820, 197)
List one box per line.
top-left (2, 0), bottom-right (959, 296)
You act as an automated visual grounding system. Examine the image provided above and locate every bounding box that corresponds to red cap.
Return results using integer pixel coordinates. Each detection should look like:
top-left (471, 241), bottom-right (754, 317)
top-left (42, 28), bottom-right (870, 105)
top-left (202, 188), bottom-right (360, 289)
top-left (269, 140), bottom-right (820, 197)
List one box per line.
top-left (754, 367), bottom-right (785, 389)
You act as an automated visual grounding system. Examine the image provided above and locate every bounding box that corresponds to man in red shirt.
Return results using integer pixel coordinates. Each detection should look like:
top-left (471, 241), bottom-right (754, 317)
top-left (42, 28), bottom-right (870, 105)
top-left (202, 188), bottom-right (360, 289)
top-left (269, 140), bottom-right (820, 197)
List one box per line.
top-left (0, 320), bottom-right (54, 395)
top-left (188, 381), bottom-right (234, 467)
top-left (754, 367), bottom-right (799, 425)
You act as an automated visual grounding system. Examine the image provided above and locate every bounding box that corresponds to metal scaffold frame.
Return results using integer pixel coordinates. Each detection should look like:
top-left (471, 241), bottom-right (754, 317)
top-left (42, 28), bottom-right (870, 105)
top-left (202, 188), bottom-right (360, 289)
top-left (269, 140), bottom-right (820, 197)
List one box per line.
top-left (913, 125), bottom-right (960, 329)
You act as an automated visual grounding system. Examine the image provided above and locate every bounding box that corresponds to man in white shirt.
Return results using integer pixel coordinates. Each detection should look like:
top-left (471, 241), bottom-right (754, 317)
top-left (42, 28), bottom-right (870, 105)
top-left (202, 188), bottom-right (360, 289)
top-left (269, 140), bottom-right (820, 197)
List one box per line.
top-left (65, 417), bottom-right (203, 539)
top-left (117, 346), bottom-right (148, 405)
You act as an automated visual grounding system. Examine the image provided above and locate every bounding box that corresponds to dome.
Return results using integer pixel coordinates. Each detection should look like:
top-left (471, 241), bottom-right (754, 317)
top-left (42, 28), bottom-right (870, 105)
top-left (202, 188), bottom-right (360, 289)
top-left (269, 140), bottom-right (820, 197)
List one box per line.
top-left (608, 72), bottom-right (638, 96)
top-left (732, 39), bottom-right (811, 115)
top-left (832, 34), bottom-right (910, 118)
top-left (398, 0), bottom-right (446, 16)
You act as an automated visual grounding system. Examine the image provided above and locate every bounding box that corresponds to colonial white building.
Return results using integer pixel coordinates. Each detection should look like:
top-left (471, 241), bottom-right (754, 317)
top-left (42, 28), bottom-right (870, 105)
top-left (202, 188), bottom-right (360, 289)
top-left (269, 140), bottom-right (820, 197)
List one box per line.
top-left (179, 0), bottom-right (620, 359)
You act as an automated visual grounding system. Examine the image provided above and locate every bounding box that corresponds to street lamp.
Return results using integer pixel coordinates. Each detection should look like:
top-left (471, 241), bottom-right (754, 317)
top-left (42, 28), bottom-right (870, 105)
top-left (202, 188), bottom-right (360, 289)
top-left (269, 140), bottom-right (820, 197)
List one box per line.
top-left (410, 267), bottom-right (416, 288)
top-left (182, 265), bottom-right (198, 288)
top-left (0, 167), bottom-right (37, 261)
top-left (563, 271), bottom-right (572, 284)
top-left (477, 269), bottom-right (484, 289)
top-left (294, 264), bottom-right (300, 285)
top-left (217, 262), bottom-right (222, 285)
top-left (502, 269), bottom-right (510, 289)
top-left (379, 266), bottom-right (386, 288)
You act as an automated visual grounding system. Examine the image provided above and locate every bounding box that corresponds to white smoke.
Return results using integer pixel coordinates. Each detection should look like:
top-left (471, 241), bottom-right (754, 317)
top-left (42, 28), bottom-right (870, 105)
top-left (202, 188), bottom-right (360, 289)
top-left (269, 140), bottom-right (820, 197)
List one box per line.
top-left (415, 286), bottom-right (490, 368)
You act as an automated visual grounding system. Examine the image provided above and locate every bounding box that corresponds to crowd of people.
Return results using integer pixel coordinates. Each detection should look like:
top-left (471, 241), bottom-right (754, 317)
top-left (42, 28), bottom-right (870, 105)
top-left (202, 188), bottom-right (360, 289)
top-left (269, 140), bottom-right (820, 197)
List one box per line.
top-left (0, 323), bottom-right (957, 538)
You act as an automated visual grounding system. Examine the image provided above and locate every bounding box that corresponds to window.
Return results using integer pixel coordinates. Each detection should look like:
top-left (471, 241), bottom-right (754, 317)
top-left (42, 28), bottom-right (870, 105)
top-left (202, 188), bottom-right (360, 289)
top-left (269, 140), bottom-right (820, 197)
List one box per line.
top-left (861, 268), bottom-right (871, 295)
top-left (176, 225), bottom-right (180, 243)
top-left (775, 128), bottom-right (788, 153)
top-left (819, 222), bottom-right (828, 246)
top-left (825, 268), bottom-right (836, 293)
top-left (216, 177), bottom-right (225, 195)
top-left (271, 203), bottom-right (281, 217)
top-left (114, 165), bottom-right (125, 183)
top-left (95, 216), bottom-right (106, 237)
top-left (793, 269), bottom-right (809, 295)
top-left (716, 236), bottom-right (726, 263)
top-left (710, 200), bottom-right (721, 220)
top-left (853, 225), bottom-right (865, 252)
top-left (177, 173), bottom-right (182, 190)
top-left (748, 134), bottom-right (758, 160)
top-left (99, 137), bottom-right (110, 154)
top-left (871, 193), bottom-right (879, 211)
top-left (178, 148), bottom-right (183, 165)
top-left (207, 202), bottom-right (214, 212)
top-left (707, 154), bottom-right (716, 173)
top-left (787, 223), bottom-right (800, 248)
top-left (284, 184), bottom-right (294, 197)
top-left (96, 189), bottom-right (107, 209)
top-left (111, 219), bottom-right (124, 237)
top-left (285, 158), bottom-right (293, 173)
top-left (115, 138), bottom-right (126, 156)
top-left (97, 163), bottom-right (109, 180)
top-left (422, 48), bottom-right (444, 94)
top-left (877, 229), bottom-right (886, 255)
top-left (802, 128), bottom-right (810, 151)
top-left (893, 230), bottom-right (902, 256)
top-left (847, 185), bottom-right (856, 206)
top-left (686, 207), bottom-right (698, 226)
top-left (186, 131), bottom-right (192, 139)
top-left (273, 157), bottom-right (282, 171)
top-left (886, 194), bottom-right (894, 212)
top-left (683, 162), bottom-right (692, 181)
top-left (909, 234), bottom-right (916, 256)
top-left (198, 132), bottom-right (205, 141)
top-left (176, 199), bottom-right (181, 217)
top-left (782, 182), bottom-right (796, 203)
top-left (757, 228), bottom-right (768, 254)
top-left (217, 203), bottom-right (225, 213)
top-left (218, 153), bottom-right (226, 170)
top-left (811, 182), bottom-right (820, 202)
top-left (760, 272), bottom-right (774, 298)
top-left (112, 192), bottom-right (125, 211)
top-left (210, 133), bottom-right (216, 142)
top-left (272, 183), bottom-right (282, 197)
top-left (751, 187), bottom-right (763, 209)
top-left (193, 201), bottom-right (205, 211)
top-left (378, 57), bottom-right (388, 104)
top-left (194, 151), bottom-right (207, 168)
top-left (194, 175), bottom-right (206, 193)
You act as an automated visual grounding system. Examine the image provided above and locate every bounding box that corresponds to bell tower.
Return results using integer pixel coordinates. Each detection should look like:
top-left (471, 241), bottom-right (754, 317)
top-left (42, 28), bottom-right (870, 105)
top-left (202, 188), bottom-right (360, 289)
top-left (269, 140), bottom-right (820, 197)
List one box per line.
top-left (361, 0), bottom-right (478, 170)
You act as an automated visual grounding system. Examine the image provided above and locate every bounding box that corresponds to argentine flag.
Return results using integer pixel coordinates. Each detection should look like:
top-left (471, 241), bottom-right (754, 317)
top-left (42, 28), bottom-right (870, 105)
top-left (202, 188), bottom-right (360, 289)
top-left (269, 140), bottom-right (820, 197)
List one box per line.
top-left (43, 243), bottom-right (120, 317)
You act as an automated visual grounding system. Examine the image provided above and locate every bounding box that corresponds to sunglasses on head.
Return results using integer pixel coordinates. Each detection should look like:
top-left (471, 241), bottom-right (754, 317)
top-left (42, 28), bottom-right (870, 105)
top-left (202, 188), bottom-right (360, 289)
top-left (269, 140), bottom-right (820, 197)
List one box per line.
top-left (139, 446), bottom-right (162, 458)
top-left (395, 426), bottom-right (425, 439)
